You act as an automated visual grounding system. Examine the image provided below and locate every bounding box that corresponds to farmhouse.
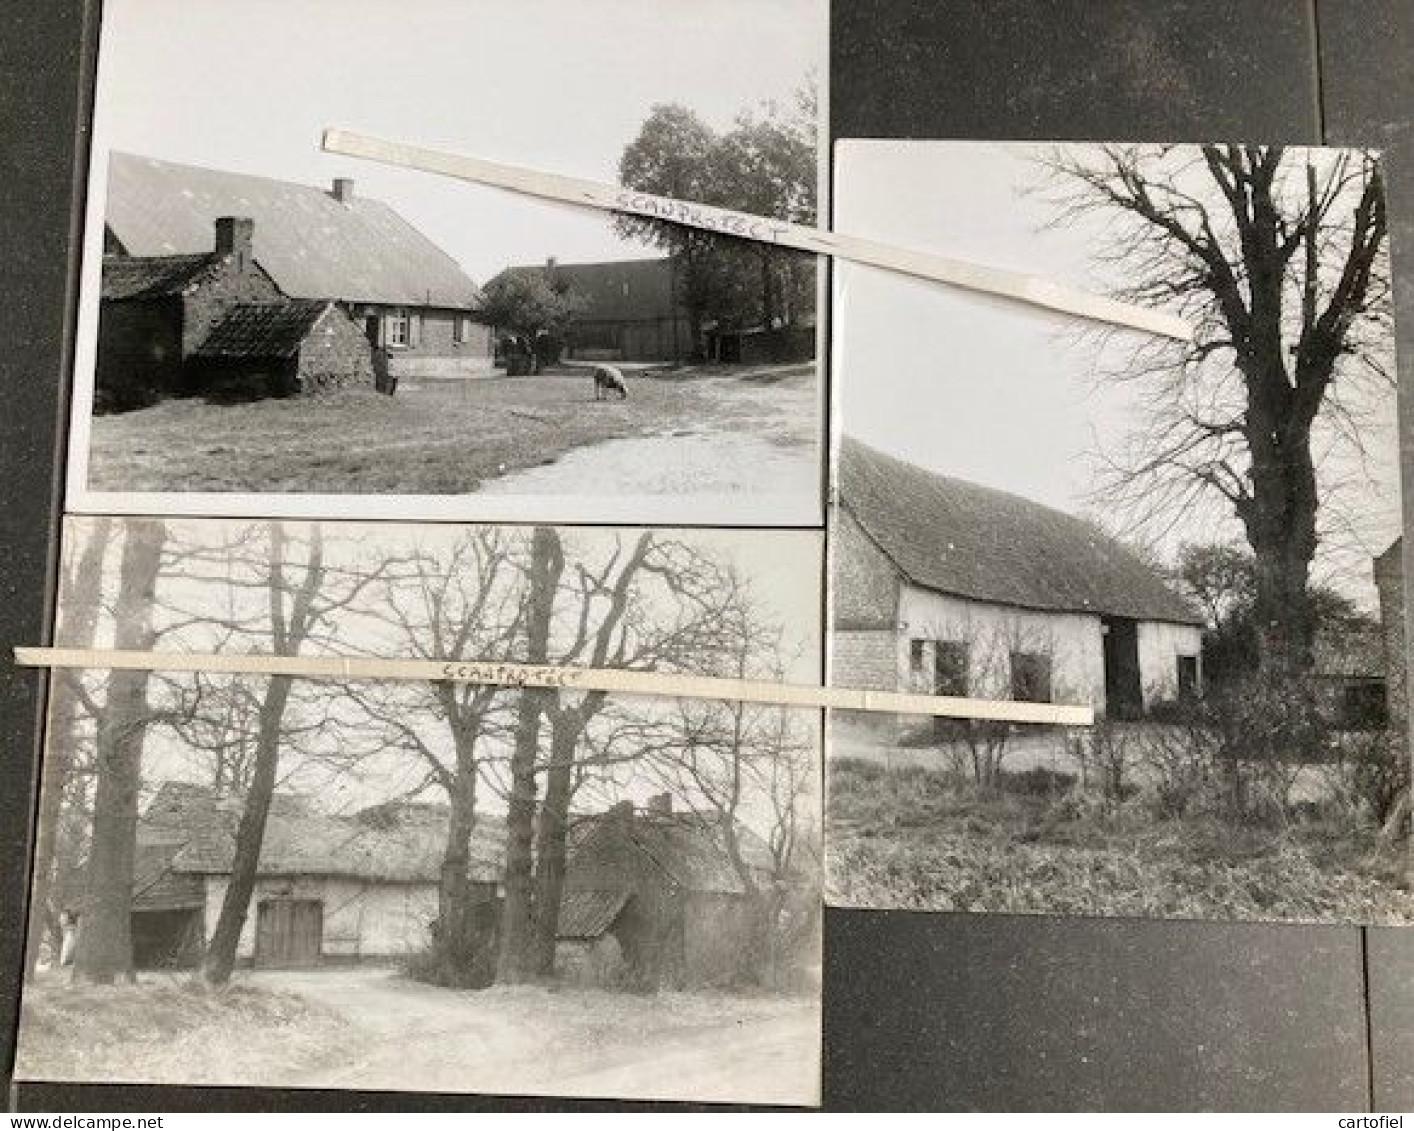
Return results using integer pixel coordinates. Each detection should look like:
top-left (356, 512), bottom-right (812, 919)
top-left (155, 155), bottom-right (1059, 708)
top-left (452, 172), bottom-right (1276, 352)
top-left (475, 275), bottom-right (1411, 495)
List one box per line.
top-left (558, 795), bottom-right (792, 989)
top-left (103, 152), bottom-right (494, 386)
top-left (117, 783), bottom-right (793, 986)
top-left (97, 216), bottom-right (372, 409)
top-left (832, 437), bottom-right (1205, 734)
top-left (127, 783), bottom-right (501, 969)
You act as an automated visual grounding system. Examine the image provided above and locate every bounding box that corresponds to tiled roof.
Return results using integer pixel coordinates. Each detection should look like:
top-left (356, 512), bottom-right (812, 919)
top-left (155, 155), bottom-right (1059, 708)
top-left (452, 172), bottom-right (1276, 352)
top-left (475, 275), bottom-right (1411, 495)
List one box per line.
top-left (556, 889), bottom-right (630, 940)
top-left (499, 258), bottom-right (681, 323)
top-left (100, 253), bottom-right (220, 301)
top-left (105, 152), bottom-right (481, 309)
top-left (193, 301), bottom-right (334, 360)
top-left (838, 436), bottom-right (1204, 625)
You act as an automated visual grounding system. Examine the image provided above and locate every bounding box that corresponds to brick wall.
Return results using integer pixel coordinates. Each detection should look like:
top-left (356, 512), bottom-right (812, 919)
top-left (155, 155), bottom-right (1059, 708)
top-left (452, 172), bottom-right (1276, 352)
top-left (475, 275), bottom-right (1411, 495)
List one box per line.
top-left (180, 256), bottom-right (283, 358)
top-left (831, 628), bottom-right (899, 691)
top-left (296, 305), bottom-right (375, 393)
top-left (830, 506), bottom-right (901, 631)
top-left (354, 304), bottom-right (495, 365)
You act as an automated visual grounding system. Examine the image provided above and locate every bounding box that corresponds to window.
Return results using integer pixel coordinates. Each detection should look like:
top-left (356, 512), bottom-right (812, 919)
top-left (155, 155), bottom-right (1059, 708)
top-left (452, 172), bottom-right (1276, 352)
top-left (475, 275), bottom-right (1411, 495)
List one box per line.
top-left (386, 310), bottom-right (410, 347)
top-left (1176, 654), bottom-right (1200, 699)
top-left (1010, 651), bottom-right (1052, 704)
top-left (934, 642), bottom-right (969, 697)
top-left (454, 315), bottom-right (473, 345)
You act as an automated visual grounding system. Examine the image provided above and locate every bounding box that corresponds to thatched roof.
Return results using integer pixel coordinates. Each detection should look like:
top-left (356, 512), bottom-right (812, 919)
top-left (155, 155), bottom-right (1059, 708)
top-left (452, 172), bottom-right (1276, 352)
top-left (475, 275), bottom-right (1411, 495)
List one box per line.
top-left (570, 807), bottom-right (778, 896)
top-left (105, 152), bottom-right (481, 310)
top-left (144, 782), bottom-right (502, 885)
top-left (838, 437), bottom-right (1202, 625)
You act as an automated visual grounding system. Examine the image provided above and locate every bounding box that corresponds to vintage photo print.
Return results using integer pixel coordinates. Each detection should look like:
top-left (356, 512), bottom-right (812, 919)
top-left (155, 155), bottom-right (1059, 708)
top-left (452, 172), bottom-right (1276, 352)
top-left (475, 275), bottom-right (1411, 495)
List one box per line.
top-left (826, 140), bottom-right (1412, 925)
top-left (17, 517), bottom-right (822, 1105)
top-left (66, 0), bottom-right (826, 527)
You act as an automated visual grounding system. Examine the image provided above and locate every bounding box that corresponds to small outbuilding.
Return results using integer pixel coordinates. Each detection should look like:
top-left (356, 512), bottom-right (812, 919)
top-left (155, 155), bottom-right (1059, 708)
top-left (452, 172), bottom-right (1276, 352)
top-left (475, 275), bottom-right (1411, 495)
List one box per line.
top-left (557, 795), bottom-right (782, 989)
top-left (189, 299), bottom-right (375, 400)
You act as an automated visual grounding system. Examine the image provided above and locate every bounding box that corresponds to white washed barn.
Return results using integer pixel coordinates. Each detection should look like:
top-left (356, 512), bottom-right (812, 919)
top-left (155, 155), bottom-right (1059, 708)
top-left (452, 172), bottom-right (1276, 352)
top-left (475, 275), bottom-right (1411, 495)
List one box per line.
top-left (831, 438), bottom-right (1204, 731)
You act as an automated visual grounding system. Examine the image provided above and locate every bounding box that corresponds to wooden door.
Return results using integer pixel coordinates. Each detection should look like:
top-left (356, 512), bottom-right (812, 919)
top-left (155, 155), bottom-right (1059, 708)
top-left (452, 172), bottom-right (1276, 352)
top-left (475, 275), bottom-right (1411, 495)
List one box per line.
top-left (255, 899), bottom-right (323, 967)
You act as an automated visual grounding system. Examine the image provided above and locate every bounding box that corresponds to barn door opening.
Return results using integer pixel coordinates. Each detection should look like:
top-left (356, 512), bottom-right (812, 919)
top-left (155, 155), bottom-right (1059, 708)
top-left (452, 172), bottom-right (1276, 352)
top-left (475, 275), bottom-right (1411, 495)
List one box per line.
top-left (255, 898), bottom-right (323, 967)
top-left (1101, 616), bottom-right (1143, 720)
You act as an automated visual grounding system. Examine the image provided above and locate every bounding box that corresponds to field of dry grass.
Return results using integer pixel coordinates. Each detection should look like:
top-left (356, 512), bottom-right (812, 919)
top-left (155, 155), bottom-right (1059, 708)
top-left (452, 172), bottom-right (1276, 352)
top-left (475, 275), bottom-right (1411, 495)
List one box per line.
top-left (826, 758), bottom-right (1414, 924)
top-left (86, 368), bottom-right (815, 495)
top-left (14, 974), bottom-right (353, 1085)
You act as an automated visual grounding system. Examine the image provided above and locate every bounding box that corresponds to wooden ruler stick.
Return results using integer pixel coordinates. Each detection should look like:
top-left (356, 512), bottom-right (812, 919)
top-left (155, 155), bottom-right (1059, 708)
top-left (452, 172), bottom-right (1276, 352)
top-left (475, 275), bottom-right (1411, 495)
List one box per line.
top-left (320, 128), bottom-right (1191, 343)
top-left (15, 647), bottom-right (1094, 728)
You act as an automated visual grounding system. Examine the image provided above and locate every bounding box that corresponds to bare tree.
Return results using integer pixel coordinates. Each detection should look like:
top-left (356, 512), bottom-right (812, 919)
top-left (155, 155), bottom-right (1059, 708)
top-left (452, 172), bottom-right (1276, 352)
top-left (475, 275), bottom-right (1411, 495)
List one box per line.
top-left (201, 524), bottom-right (381, 986)
top-left (27, 518), bottom-right (112, 977)
top-left (352, 529), bottom-right (523, 985)
top-left (639, 577), bottom-right (815, 984)
top-left (497, 526), bottom-right (562, 983)
top-left (72, 519), bottom-right (166, 984)
top-left (1043, 145), bottom-right (1390, 675)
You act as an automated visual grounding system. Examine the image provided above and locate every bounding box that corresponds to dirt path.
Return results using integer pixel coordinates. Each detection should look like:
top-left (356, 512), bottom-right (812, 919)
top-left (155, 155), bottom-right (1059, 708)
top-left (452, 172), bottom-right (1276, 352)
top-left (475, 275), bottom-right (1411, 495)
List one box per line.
top-left (256, 967), bottom-right (819, 1106)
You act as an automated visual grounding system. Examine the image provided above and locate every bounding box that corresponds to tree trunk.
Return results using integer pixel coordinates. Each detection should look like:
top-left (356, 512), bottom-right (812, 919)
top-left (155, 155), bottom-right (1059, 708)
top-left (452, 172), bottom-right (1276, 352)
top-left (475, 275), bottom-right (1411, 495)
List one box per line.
top-left (435, 730), bottom-right (488, 985)
top-left (73, 520), bottom-right (164, 984)
top-left (497, 527), bottom-right (562, 983)
top-left (1240, 396), bottom-right (1320, 675)
top-left (201, 674), bottom-right (292, 985)
top-left (28, 519), bottom-right (111, 977)
top-left (527, 719), bottom-right (579, 975)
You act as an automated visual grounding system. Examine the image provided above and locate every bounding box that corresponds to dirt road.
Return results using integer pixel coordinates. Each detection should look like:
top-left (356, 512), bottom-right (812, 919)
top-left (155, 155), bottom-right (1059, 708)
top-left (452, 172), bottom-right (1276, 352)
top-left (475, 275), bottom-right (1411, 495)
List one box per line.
top-left (256, 967), bottom-right (819, 1106)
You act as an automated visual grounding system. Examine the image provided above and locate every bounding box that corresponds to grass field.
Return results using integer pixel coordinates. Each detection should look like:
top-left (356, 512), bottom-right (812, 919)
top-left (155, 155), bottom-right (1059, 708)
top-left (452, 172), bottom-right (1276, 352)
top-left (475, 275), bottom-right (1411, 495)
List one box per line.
top-left (86, 367), bottom-right (816, 495)
top-left (826, 758), bottom-right (1414, 924)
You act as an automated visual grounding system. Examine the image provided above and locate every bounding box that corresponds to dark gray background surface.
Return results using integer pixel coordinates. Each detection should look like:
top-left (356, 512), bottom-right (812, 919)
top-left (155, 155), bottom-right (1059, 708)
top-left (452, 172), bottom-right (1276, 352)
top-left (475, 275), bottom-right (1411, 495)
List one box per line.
top-left (2, 0), bottom-right (1411, 1112)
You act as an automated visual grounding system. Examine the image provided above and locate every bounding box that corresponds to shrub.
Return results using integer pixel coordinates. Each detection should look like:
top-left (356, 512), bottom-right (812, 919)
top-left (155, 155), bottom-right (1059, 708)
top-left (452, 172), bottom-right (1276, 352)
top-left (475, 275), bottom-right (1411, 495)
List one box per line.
top-left (997, 766), bottom-right (1077, 798)
top-left (1071, 721), bottom-right (1139, 806)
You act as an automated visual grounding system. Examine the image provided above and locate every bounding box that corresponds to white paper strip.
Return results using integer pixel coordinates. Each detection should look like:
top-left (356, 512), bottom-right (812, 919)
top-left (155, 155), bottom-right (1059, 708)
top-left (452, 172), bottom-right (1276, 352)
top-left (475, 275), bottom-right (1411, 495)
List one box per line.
top-left (15, 647), bottom-right (1094, 727)
top-left (320, 128), bottom-right (1192, 343)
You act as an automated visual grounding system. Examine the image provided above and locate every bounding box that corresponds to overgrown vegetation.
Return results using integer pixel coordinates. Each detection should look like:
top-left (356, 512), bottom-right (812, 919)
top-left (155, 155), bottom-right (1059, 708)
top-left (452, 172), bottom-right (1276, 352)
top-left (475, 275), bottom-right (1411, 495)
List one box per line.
top-left (827, 755), bottom-right (1414, 924)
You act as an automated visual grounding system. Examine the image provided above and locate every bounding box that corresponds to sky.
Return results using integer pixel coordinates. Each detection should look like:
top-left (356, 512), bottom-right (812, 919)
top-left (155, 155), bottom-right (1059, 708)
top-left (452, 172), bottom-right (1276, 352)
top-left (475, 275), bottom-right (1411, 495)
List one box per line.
top-left (95, 0), bottom-right (823, 282)
top-left (833, 140), bottom-right (1404, 608)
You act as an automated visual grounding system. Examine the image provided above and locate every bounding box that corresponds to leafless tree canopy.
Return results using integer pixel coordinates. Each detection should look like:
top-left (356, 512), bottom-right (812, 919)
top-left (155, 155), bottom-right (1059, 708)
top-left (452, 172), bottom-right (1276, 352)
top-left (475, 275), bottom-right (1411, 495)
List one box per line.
top-left (1040, 144), bottom-right (1392, 671)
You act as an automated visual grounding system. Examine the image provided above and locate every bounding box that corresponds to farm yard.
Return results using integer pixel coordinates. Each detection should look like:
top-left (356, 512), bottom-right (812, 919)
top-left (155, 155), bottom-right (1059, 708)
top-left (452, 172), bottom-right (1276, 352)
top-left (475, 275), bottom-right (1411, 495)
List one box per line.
top-left (86, 365), bottom-right (816, 497)
top-left (17, 968), bottom-right (818, 1104)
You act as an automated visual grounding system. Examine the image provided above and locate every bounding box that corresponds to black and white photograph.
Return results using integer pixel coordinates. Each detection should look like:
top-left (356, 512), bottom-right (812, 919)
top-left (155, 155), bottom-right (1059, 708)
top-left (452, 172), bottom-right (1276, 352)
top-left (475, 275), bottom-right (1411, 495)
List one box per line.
top-left (16, 517), bottom-right (822, 1105)
top-left (825, 140), bottom-right (1412, 925)
top-left (66, 0), bottom-right (825, 526)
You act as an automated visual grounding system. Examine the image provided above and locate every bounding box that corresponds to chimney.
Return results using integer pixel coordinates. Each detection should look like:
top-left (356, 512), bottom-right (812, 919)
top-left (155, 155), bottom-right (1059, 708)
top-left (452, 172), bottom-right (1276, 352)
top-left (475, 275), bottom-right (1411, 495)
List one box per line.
top-left (545, 256), bottom-right (558, 272)
top-left (646, 793), bottom-right (672, 815)
top-left (331, 177), bottom-right (355, 204)
top-left (214, 216), bottom-right (254, 269)
top-left (608, 800), bottom-right (635, 823)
